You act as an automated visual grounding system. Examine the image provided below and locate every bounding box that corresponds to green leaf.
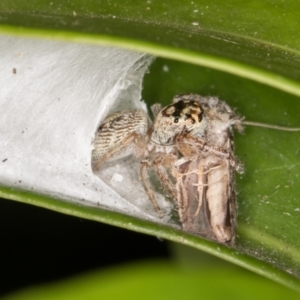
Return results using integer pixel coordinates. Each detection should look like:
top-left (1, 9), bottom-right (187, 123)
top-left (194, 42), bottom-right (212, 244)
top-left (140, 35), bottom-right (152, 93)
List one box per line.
top-left (1, 1), bottom-right (300, 96)
top-left (2, 260), bottom-right (299, 300)
top-left (1, 0), bottom-right (300, 293)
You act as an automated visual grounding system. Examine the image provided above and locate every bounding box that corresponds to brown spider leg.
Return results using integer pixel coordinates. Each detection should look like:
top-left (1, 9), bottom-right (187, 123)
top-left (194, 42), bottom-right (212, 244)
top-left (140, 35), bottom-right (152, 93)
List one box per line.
top-left (173, 159), bottom-right (197, 224)
top-left (139, 158), bottom-right (163, 218)
top-left (177, 162), bottom-right (214, 221)
top-left (174, 170), bottom-right (189, 223)
top-left (174, 157), bottom-right (198, 216)
top-left (192, 164), bottom-right (204, 219)
top-left (152, 153), bottom-right (177, 202)
top-left (93, 133), bottom-right (140, 171)
top-left (175, 157), bottom-right (204, 213)
top-left (175, 160), bottom-right (205, 224)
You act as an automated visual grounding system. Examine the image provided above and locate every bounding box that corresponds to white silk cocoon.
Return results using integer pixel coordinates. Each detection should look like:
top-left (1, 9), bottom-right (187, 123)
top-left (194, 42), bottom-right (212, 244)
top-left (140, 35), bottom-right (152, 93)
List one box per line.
top-left (0, 36), bottom-right (171, 222)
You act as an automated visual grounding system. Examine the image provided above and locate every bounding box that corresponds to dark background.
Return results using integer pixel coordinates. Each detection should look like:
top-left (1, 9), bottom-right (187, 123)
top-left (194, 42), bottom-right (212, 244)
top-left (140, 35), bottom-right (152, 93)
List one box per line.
top-left (0, 198), bottom-right (170, 297)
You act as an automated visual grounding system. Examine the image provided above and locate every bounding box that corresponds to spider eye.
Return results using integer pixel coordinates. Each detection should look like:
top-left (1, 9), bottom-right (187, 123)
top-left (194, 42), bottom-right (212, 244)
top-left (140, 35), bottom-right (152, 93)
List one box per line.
top-left (174, 117), bottom-right (179, 123)
top-left (198, 112), bottom-right (203, 122)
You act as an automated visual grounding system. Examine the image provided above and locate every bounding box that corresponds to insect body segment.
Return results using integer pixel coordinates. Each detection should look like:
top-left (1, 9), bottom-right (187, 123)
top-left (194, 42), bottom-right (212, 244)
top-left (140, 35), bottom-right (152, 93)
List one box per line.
top-left (92, 94), bottom-right (243, 244)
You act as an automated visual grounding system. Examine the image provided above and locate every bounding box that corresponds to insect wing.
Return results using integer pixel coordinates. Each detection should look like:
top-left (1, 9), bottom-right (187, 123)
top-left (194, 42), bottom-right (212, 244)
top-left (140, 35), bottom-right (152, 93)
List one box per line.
top-left (176, 154), bottom-right (236, 244)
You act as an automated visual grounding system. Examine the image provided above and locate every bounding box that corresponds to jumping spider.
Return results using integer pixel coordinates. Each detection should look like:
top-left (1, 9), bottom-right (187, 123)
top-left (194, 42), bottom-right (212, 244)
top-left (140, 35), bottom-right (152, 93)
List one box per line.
top-left (92, 94), bottom-right (244, 244)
